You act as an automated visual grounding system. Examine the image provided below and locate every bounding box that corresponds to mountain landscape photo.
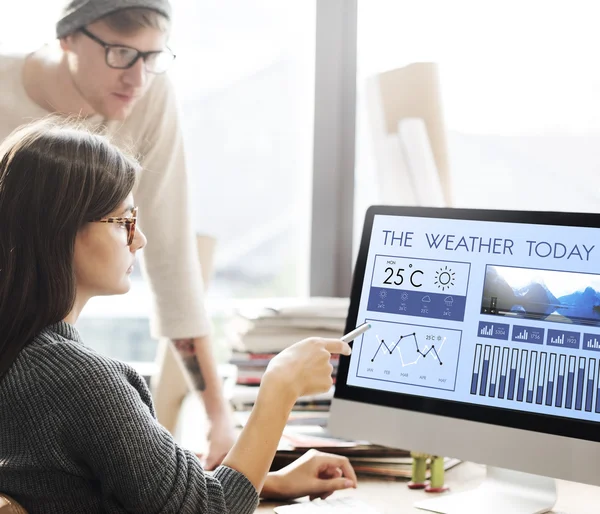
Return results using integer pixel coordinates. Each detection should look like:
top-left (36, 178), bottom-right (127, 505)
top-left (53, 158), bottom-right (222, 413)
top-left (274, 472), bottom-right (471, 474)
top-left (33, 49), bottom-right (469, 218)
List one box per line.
top-left (481, 266), bottom-right (600, 326)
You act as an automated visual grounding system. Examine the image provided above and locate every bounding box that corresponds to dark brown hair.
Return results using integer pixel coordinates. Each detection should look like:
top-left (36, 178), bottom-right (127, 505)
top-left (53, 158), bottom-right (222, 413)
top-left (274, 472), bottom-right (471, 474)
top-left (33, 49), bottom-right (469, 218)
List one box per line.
top-left (0, 118), bottom-right (139, 379)
top-left (101, 8), bottom-right (170, 34)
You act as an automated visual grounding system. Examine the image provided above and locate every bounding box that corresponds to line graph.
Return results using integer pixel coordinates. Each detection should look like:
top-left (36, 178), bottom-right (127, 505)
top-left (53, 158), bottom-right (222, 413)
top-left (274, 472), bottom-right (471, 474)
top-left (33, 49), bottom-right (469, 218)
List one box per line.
top-left (371, 333), bottom-right (446, 366)
top-left (356, 319), bottom-right (462, 392)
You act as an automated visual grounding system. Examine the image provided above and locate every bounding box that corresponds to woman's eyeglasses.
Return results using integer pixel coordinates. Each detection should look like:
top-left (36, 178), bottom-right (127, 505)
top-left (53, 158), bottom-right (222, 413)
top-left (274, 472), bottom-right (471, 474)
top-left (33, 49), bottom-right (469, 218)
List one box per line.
top-left (96, 207), bottom-right (138, 246)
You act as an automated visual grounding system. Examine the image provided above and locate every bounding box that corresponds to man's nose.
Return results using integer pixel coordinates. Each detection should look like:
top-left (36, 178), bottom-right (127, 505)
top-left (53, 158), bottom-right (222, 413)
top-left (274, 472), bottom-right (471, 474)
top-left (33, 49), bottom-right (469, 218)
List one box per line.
top-left (121, 57), bottom-right (147, 88)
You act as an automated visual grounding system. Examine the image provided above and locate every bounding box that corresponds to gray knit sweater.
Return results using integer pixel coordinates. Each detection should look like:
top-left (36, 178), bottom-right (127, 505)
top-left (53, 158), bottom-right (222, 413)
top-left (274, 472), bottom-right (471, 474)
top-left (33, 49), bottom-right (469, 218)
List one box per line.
top-left (0, 322), bottom-right (259, 513)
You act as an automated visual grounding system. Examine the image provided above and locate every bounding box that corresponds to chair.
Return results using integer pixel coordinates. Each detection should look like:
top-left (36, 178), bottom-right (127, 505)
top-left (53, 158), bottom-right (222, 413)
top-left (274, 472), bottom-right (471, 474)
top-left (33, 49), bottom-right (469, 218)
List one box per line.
top-left (365, 62), bottom-right (451, 207)
top-left (151, 234), bottom-right (217, 434)
top-left (0, 494), bottom-right (27, 514)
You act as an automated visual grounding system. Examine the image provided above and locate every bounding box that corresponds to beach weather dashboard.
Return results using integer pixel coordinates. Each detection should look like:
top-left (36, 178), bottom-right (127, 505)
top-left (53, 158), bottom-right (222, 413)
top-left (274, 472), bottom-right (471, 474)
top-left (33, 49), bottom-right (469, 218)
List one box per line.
top-left (340, 208), bottom-right (600, 432)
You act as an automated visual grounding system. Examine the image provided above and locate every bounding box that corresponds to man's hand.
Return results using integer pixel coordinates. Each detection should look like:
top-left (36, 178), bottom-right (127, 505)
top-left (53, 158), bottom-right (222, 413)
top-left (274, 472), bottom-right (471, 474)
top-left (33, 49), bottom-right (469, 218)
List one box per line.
top-left (261, 450), bottom-right (358, 501)
top-left (199, 412), bottom-right (237, 470)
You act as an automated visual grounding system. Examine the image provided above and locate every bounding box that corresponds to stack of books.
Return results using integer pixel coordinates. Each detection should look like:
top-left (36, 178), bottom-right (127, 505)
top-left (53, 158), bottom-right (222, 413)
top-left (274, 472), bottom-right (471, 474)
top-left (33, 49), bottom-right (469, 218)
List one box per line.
top-left (229, 384), bottom-right (335, 412)
top-left (226, 297), bottom-right (348, 409)
top-left (228, 296), bottom-right (349, 354)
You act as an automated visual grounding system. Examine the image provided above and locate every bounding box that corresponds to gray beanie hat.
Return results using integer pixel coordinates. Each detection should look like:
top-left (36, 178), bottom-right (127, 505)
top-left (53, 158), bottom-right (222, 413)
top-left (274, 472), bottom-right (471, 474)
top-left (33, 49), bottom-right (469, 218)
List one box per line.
top-left (56, 0), bottom-right (172, 38)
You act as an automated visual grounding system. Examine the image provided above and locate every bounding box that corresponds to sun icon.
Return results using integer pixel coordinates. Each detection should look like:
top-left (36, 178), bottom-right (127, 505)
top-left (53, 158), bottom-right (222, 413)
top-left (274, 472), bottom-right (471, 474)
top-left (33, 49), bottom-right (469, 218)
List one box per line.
top-left (435, 266), bottom-right (455, 291)
top-left (379, 290), bottom-right (387, 299)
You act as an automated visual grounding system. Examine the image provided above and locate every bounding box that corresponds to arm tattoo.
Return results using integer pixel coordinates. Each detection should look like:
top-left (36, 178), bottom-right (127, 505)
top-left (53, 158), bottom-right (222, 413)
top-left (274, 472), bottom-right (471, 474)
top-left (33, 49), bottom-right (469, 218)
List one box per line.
top-left (173, 338), bottom-right (206, 391)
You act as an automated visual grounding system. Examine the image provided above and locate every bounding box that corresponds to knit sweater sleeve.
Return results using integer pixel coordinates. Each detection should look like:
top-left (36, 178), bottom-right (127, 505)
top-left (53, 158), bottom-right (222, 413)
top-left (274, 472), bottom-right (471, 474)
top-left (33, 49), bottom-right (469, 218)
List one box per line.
top-left (56, 351), bottom-right (258, 514)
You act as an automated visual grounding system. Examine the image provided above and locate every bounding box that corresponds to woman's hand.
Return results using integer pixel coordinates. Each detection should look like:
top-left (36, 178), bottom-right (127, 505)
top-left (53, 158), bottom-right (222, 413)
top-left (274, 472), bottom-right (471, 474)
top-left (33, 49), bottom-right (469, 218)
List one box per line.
top-left (261, 450), bottom-right (358, 501)
top-left (220, 339), bottom-right (351, 493)
top-left (262, 338), bottom-right (351, 402)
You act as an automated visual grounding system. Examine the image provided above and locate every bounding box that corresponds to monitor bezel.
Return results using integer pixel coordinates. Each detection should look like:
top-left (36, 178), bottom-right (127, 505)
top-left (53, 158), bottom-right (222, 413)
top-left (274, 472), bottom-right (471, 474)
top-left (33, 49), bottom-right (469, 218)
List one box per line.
top-left (334, 205), bottom-right (600, 444)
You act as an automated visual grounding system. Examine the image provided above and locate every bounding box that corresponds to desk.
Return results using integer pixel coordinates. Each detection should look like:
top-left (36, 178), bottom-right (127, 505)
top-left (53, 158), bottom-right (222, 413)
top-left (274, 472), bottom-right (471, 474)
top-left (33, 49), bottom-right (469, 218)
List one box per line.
top-left (172, 375), bottom-right (599, 513)
top-left (256, 462), bottom-right (600, 513)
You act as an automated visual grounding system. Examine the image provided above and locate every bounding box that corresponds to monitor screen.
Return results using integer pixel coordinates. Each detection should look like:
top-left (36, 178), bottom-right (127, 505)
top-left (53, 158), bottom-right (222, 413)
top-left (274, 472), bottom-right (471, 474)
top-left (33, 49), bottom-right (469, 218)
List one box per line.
top-left (334, 206), bottom-right (600, 443)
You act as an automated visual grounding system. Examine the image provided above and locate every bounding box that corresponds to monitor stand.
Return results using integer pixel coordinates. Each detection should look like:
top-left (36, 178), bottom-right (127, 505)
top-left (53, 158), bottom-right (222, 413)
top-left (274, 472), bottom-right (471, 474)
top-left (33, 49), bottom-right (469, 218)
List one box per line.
top-left (414, 466), bottom-right (557, 514)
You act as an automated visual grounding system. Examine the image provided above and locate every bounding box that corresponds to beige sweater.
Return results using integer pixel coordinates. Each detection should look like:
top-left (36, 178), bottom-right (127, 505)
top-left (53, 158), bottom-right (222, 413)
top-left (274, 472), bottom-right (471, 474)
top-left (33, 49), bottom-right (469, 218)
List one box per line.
top-left (0, 51), bottom-right (210, 340)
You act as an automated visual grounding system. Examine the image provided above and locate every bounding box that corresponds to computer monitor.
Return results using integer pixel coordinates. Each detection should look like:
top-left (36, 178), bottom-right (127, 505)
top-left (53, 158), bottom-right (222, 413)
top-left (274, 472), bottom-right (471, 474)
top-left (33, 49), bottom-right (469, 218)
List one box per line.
top-left (329, 206), bottom-right (600, 514)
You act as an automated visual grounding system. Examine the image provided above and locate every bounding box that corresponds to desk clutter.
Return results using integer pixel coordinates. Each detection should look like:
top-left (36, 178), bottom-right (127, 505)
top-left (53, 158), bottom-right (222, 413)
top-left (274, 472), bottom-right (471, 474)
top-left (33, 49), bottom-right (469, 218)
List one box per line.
top-left (232, 396), bottom-right (459, 480)
top-left (224, 297), bottom-right (460, 481)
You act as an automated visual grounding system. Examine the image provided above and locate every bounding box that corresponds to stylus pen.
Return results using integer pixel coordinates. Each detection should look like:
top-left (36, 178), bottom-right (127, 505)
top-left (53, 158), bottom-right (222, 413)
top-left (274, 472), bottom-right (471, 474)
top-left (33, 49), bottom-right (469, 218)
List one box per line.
top-left (341, 322), bottom-right (371, 343)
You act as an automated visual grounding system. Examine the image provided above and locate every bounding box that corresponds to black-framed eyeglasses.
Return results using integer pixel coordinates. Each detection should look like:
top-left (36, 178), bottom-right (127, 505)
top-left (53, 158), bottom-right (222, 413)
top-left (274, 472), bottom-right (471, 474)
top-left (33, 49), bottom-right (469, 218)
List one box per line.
top-left (80, 28), bottom-right (176, 74)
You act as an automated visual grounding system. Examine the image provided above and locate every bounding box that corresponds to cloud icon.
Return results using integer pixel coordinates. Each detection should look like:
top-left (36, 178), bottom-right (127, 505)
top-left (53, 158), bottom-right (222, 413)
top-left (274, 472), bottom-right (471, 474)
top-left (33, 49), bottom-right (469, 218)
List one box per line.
top-left (421, 295), bottom-right (432, 303)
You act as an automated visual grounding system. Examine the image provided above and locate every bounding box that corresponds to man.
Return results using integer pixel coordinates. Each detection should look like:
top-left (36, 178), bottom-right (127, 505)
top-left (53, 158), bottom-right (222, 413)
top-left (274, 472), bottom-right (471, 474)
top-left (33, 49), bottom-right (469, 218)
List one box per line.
top-left (0, 0), bottom-right (235, 469)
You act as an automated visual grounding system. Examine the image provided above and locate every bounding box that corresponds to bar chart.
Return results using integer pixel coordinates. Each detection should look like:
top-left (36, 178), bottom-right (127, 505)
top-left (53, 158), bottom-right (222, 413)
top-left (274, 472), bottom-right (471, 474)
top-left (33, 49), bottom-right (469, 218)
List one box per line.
top-left (547, 329), bottom-right (580, 350)
top-left (583, 334), bottom-right (600, 353)
top-left (511, 325), bottom-right (544, 345)
top-left (477, 321), bottom-right (509, 341)
top-left (470, 343), bottom-right (600, 413)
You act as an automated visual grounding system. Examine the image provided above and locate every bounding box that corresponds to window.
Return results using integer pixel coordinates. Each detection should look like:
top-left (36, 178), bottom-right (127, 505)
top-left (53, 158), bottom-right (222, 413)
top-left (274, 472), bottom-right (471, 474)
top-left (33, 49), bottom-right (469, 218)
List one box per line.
top-left (356, 0), bottom-right (600, 226)
top-left (170, 0), bottom-right (315, 300)
top-left (1, 1), bottom-right (316, 363)
top-left (0, 3), bottom-right (58, 49)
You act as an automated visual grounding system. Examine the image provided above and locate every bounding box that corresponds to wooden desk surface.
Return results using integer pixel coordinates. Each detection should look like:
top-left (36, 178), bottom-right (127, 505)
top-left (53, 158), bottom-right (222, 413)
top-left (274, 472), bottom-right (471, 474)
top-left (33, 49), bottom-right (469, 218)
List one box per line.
top-left (256, 462), bottom-right (600, 513)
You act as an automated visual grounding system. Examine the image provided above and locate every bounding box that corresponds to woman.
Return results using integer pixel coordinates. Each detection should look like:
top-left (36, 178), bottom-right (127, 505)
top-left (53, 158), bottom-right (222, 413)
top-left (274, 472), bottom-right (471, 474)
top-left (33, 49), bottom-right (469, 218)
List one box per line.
top-left (0, 118), bottom-right (356, 513)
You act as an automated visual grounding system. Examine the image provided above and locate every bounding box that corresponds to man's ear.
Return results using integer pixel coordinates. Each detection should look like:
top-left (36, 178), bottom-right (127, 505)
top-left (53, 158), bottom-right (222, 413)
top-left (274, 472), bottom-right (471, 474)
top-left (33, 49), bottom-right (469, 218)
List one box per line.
top-left (59, 35), bottom-right (75, 52)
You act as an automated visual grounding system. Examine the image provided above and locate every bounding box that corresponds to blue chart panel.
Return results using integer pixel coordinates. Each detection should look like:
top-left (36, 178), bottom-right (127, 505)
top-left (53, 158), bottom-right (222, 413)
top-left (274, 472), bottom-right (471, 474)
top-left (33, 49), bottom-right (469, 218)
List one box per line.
top-left (367, 288), bottom-right (466, 322)
top-left (583, 333), bottom-right (600, 353)
top-left (356, 319), bottom-right (462, 391)
top-left (547, 329), bottom-right (580, 350)
top-left (477, 321), bottom-right (509, 341)
top-left (470, 344), bottom-right (600, 413)
top-left (511, 325), bottom-right (544, 345)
